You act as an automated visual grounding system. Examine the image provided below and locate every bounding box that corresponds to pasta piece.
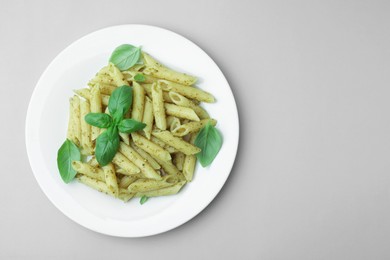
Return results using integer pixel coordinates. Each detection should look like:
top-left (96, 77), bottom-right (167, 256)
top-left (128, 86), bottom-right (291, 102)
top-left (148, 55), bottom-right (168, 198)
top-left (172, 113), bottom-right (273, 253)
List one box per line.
top-left (131, 82), bottom-right (145, 121)
top-left (182, 133), bottom-right (198, 182)
top-left (112, 152), bottom-right (141, 175)
top-left (131, 133), bottom-right (171, 161)
top-left (173, 152), bottom-right (185, 171)
top-left (151, 83), bottom-right (167, 130)
top-left (152, 129), bottom-right (201, 155)
top-left (150, 136), bottom-right (178, 153)
top-left (72, 161), bottom-right (105, 182)
top-left (77, 174), bottom-right (114, 196)
top-left (166, 116), bottom-right (181, 132)
top-left (150, 155), bottom-right (184, 181)
top-left (90, 84), bottom-right (102, 140)
top-left (169, 92), bottom-right (209, 119)
top-left (135, 181), bottom-right (186, 197)
top-left (77, 175), bottom-right (135, 202)
top-left (130, 142), bottom-right (161, 170)
top-left (142, 83), bottom-right (172, 102)
top-left (142, 96), bottom-right (153, 139)
top-left (158, 80), bottom-right (215, 103)
top-left (108, 63), bottom-right (128, 86)
top-left (142, 52), bottom-right (197, 86)
top-left (103, 163), bottom-right (119, 196)
top-left (164, 103), bottom-right (200, 121)
top-left (80, 100), bottom-right (93, 155)
top-left (118, 142), bottom-right (161, 180)
top-left (119, 175), bottom-right (138, 189)
top-left (128, 177), bottom-right (176, 193)
top-left (67, 97), bottom-right (79, 146)
top-left (123, 71), bottom-right (158, 84)
top-left (171, 119), bottom-right (217, 137)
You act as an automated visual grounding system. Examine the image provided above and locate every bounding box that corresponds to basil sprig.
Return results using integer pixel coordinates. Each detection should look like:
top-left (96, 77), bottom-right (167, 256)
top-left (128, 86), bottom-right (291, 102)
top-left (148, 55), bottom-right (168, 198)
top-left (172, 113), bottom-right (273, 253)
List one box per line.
top-left (109, 44), bottom-right (141, 71)
top-left (56, 85), bottom-right (146, 183)
top-left (194, 123), bottom-right (223, 167)
top-left (57, 139), bottom-right (81, 183)
top-left (88, 85), bottom-right (146, 166)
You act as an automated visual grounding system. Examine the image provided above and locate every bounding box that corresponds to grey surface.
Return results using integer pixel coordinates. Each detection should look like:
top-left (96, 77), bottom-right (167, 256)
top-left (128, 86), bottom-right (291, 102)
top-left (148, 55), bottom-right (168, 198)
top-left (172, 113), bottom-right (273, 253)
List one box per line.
top-left (1, 0), bottom-right (390, 259)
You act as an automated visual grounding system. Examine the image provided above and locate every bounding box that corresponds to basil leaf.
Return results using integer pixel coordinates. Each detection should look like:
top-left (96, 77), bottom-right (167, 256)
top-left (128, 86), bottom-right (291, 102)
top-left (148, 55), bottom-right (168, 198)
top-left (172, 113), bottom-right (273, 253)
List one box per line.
top-left (118, 119), bottom-right (146, 133)
top-left (109, 44), bottom-right (141, 71)
top-left (134, 73), bottom-right (146, 82)
top-left (194, 123), bottom-right (223, 167)
top-left (140, 195), bottom-right (149, 205)
top-left (57, 139), bottom-right (81, 183)
top-left (85, 113), bottom-right (112, 128)
top-left (108, 85), bottom-right (132, 120)
top-left (95, 126), bottom-right (120, 166)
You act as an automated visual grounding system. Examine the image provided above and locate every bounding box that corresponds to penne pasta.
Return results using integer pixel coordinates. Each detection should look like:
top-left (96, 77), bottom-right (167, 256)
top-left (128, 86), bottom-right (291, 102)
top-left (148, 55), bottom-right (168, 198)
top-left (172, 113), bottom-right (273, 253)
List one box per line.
top-left (166, 116), bottom-right (181, 132)
top-left (150, 136), bottom-right (178, 154)
top-left (152, 129), bottom-right (201, 155)
top-left (151, 83), bottom-right (167, 130)
top-left (60, 46), bottom-right (222, 204)
top-left (182, 133), bottom-right (198, 182)
top-left (130, 142), bottom-right (161, 170)
top-left (67, 97), bottom-right (79, 146)
top-left (142, 96), bottom-right (154, 139)
top-left (173, 152), bottom-right (185, 171)
top-left (90, 84), bottom-right (102, 140)
top-left (131, 133), bottom-right (171, 161)
top-left (80, 100), bottom-right (93, 155)
top-left (142, 83), bottom-right (172, 102)
top-left (118, 142), bottom-right (161, 180)
top-left (108, 63), bottom-right (128, 86)
top-left (169, 91), bottom-right (209, 119)
top-left (171, 118), bottom-right (217, 137)
top-left (103, 163), bottom-right (119, 196)
top-left (135, 181), bottom-right (186, 197)
top-left (142, 52), bottom-right (197, 86)
top-left (112, 152), bottom-right (141, 175)
top-left (131, 82), bottom-right (145, 121)
top-left (158, 80), bottom-right (215, 103)
top-left (128, 177), bottom-right (175, 193)
top-left (164, 103), bottom-right (200, 121)
top-left (119, 175), bottom-right (138, 189)
top-left (72, 161), bottom-right (105, 182)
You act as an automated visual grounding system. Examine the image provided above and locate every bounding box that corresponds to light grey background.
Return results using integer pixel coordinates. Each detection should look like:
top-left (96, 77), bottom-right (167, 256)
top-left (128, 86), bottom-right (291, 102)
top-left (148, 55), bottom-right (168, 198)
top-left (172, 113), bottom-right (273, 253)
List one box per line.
top-left (1, 0), bottom-right (389, 259)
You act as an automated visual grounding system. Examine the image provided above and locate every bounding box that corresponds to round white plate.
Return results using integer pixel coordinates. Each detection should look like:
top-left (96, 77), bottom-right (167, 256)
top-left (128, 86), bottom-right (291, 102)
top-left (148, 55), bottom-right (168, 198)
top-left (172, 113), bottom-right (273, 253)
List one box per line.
top-left (25, 25), bottom-right (239, 237)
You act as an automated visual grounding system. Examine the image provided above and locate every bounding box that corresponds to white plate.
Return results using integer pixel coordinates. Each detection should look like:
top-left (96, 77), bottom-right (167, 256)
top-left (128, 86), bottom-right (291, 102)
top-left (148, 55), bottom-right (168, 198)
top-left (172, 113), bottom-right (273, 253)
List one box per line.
top-left (25, 25), bottom-right (239, 237)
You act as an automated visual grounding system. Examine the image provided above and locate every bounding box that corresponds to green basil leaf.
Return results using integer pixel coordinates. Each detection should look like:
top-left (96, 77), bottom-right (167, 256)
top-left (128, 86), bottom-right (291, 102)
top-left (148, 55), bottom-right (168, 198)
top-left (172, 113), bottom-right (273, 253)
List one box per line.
top-left (194, 123), bottom-right (223, 167)
top-left (109, 44), bottom-right (141, 71)
top-left (95, 126), bottom-right (120, 166)
top-left (118, 119), bottom-right (146, 133)
top-left (85, 113), bottom-right (112, 128)
top-left (57, 139), bottom-right (81, 183)
top-left (140, 195), bottom-right (149, 205)
top-left (108, 85), bottom-right (132, 120)
top-left (134, 73), bottom-right (146, 82)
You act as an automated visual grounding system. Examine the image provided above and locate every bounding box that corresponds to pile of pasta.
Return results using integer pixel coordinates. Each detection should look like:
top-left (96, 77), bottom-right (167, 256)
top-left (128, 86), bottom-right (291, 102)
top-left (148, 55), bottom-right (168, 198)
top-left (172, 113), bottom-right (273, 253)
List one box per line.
top-left (66, 52), bottom-right (217, 202)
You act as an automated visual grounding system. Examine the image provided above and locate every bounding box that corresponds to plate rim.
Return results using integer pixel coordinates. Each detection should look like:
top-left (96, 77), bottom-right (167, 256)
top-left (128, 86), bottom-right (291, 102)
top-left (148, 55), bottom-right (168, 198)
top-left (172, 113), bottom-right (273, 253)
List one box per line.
top-left (25, 24), bottom-right (239, 237)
